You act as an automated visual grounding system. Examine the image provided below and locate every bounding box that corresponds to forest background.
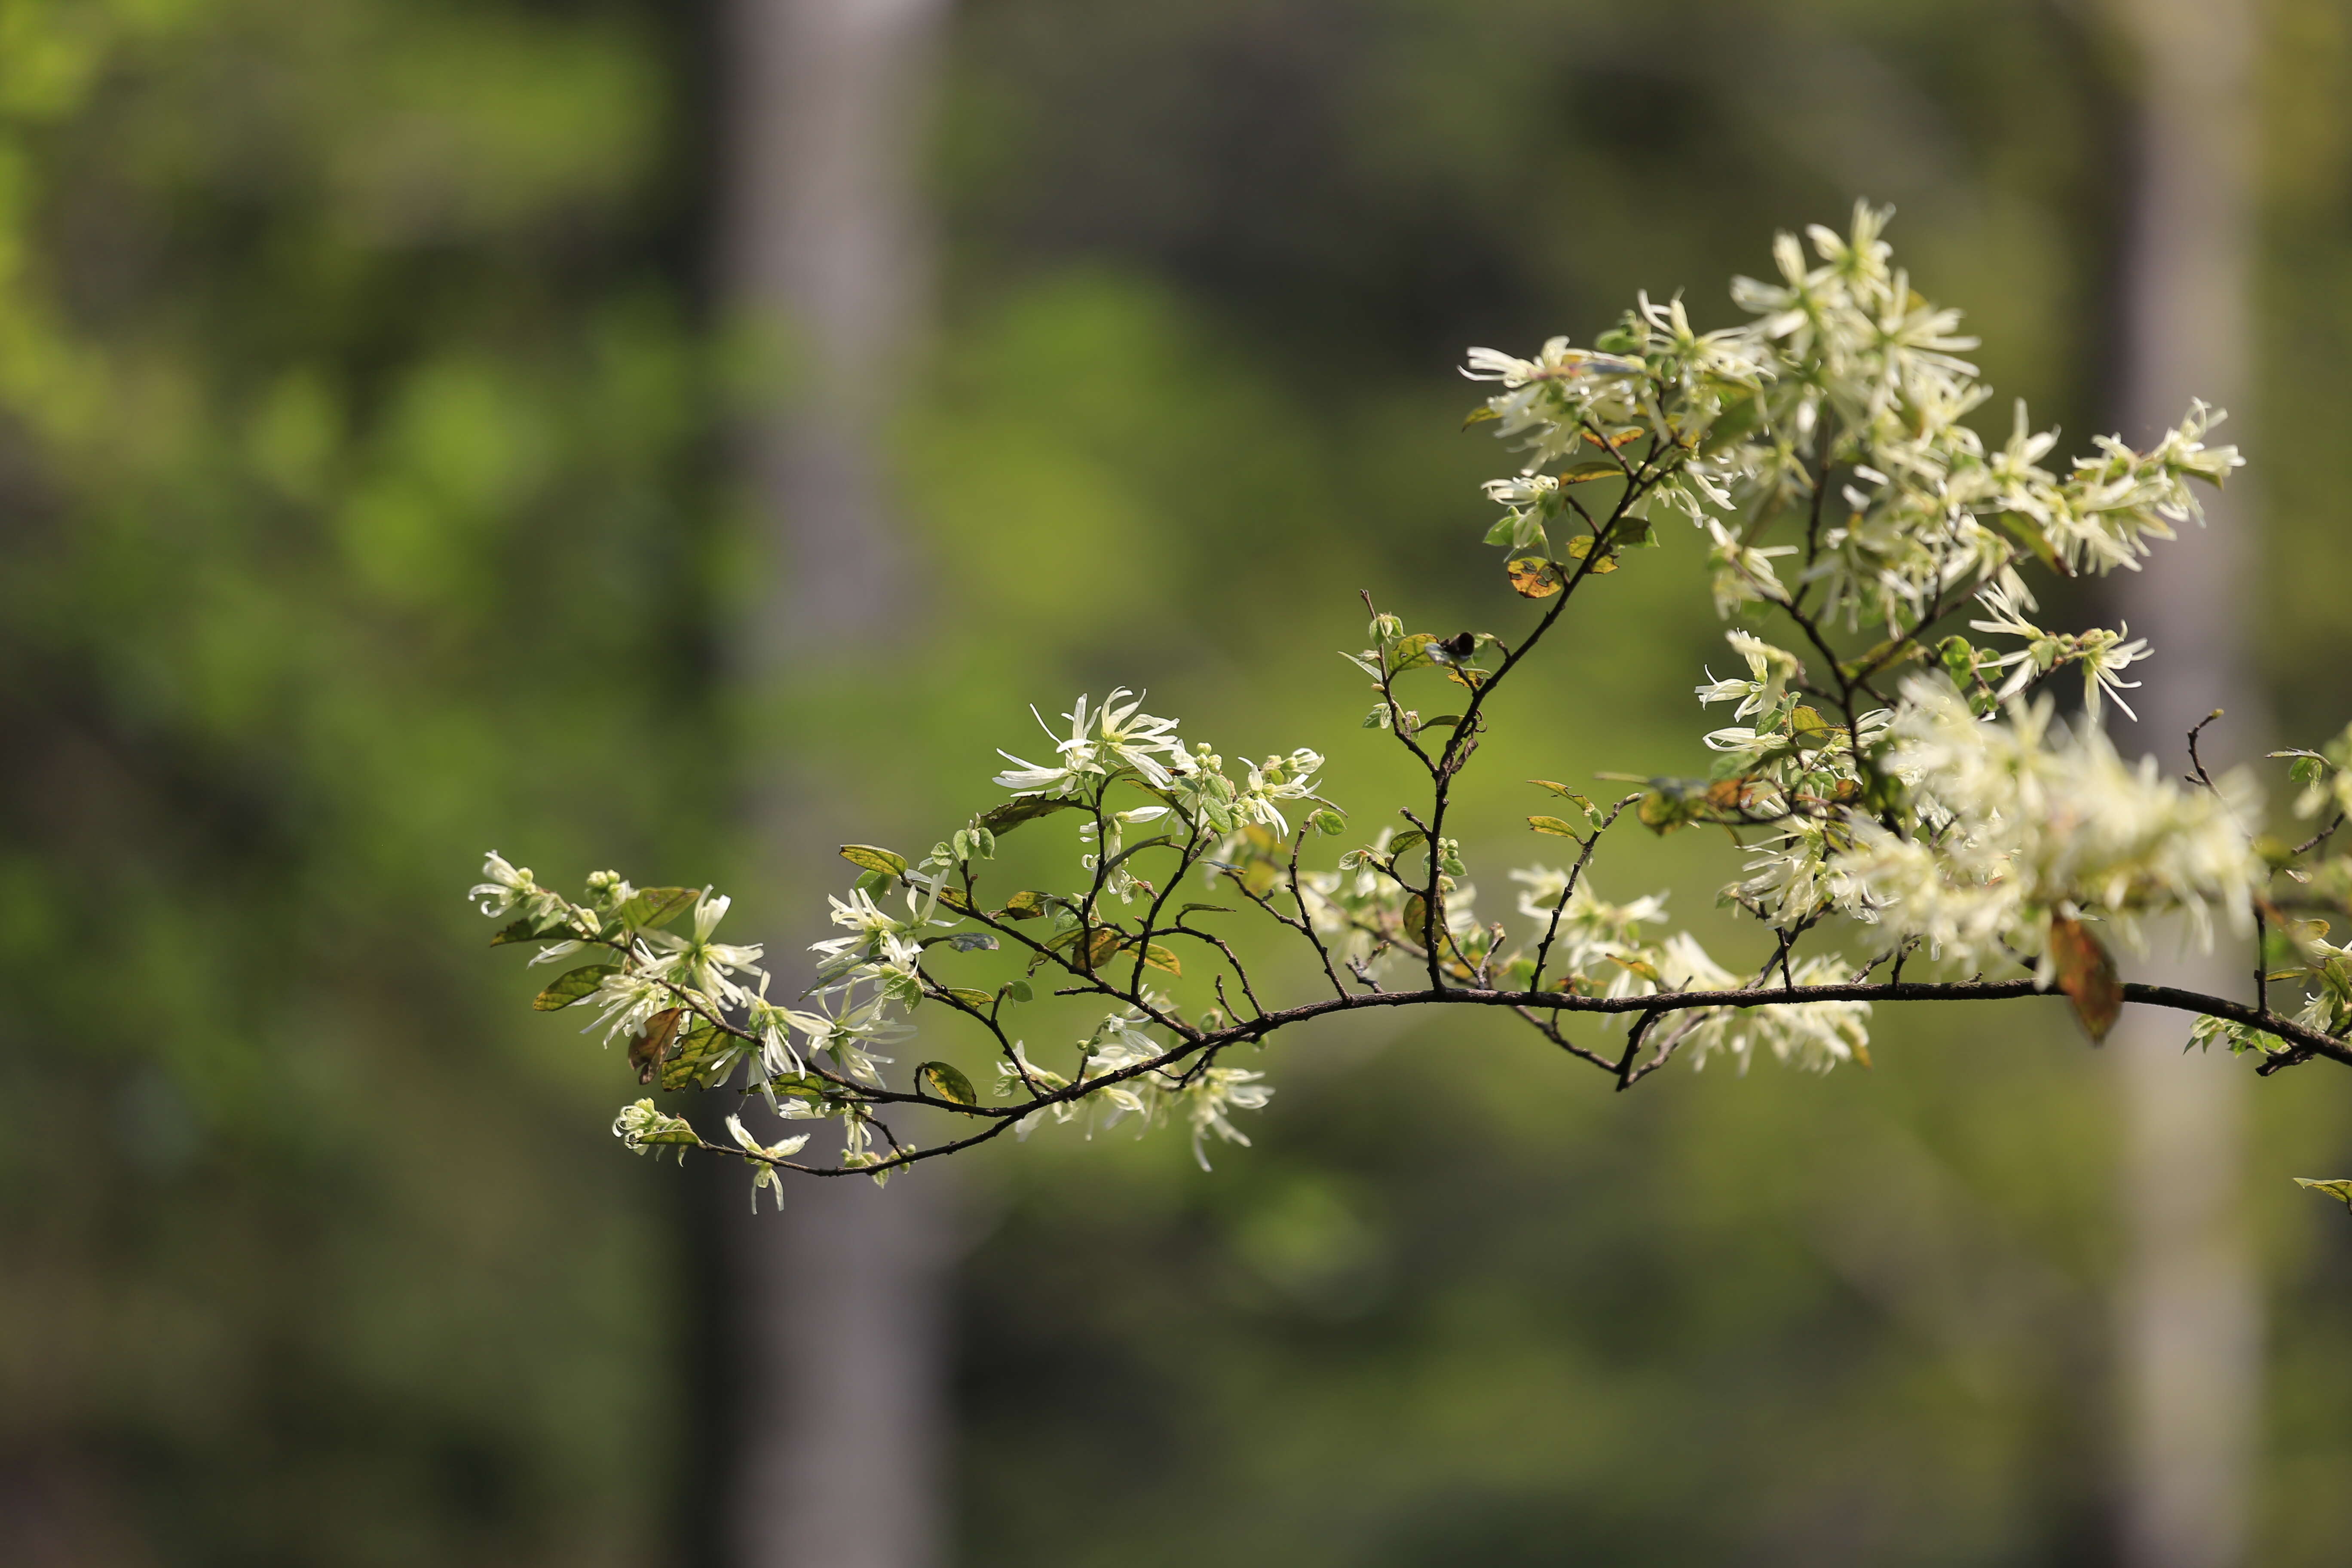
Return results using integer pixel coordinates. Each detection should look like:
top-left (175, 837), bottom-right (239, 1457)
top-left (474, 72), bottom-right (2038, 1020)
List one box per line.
top-left (5, 0), bottom-right (2352, 1564)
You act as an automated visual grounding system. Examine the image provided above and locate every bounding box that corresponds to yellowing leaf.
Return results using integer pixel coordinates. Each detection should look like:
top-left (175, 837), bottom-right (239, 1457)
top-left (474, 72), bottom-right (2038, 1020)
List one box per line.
top-left (839, 845), bottom-right (908, 878)
top-left (916, 1060), bottom-right (980, 1107)
top-left (1507, 556), bottom-right (1562, 597)
top-left (2049, 915), bottom-right (2122, 1043)
top-left (1560, 458), bottom-right (1620, 482)
top-left (1563, 535), bottom-right (1618, 573)
top-left (1143, 943), bottom-right (1183, 977)
top-left (2292, 1177), bottom-right (2352, 1213)
top-left (1530, 780), bottom-right (1595, 813)
top-left (1462, 404), bottom-right (1501, 428)
top-left (999, 890), bottom-right (1049, 919)
top-left (942, 987), bottom-right (995, 1010)
top-left (1528, 815), bottom-right (1583, 837)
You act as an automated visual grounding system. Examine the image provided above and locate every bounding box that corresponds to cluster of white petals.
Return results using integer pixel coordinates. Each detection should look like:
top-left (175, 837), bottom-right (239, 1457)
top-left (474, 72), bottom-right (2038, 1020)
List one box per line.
top-left (1832, 679), bottom-right (2261, 972)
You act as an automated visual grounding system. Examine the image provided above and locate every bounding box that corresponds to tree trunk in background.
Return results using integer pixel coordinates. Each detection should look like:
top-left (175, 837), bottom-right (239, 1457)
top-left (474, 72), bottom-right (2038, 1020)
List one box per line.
top-left (2104, 1), bottom-right (2261, 1565)
top-left (718, 3), bottom-right (956, 1567)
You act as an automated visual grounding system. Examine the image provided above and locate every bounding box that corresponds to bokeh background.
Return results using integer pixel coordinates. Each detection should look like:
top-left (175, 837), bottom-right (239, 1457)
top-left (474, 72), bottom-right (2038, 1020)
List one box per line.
top-left (5, 0), bottom-right (2352, 1564)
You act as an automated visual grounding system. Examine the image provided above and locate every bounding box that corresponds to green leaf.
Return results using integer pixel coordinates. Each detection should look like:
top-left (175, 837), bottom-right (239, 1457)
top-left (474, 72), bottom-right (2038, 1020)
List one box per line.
top-left (916, 1060), bottom-right (980, 1107)
top-left (839, 845), bottom-right (908, 878)
top-left (940, 931), bottom-right (998, 952)
top-left (1308, 808), bottom-right (1347, 836)
top-left (1462, 404), bottom-right (1501, 429)
top-left (533, 964), bottom-right (618, 1011)
top-left (662, 1015), bottom-right (738, 1091)
top-left (998, 890), bottom-right (1050, 920)
top-left (2292, 1177), bottom-right (2352, 1212)
top-left (1390, 829), bottom-right (1428, 857)
top-left (617, 886), bottom-right (698, 931)
top-left (1001, 979), bottom-right (1034, 1004)
top-left (979, 796), bottom-right (1081, 834)
top-left (768, 1072), bottom-right (831, 1105)
top-left (1390, 632), bottom-right (1441, 674)
top-left (1402, 892), bottom-right (1429, 938)
top-left (1179, 902), bottom-right (1235, 916)
top-left (490, 915), bottom-right (570, 946)
top-left (1527, 815), bottom-right (1583, 838)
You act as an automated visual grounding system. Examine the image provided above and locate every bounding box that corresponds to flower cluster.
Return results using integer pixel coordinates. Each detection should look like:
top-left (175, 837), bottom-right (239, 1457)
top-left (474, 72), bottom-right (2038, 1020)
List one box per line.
top-left (1831, 679), bottom-right (2260, 971)
top-left (1467, 203), bottom-right (2242, 638)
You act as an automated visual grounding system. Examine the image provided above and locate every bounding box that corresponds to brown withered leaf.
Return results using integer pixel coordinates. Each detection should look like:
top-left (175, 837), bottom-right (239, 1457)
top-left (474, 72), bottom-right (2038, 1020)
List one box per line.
top-left (1702, 778), bottom-right (1755, 812)
top-left (631, 1008), bottom-right (685, 1085)
top-left (2048, 916), bottom-right (2122, 1043)
top-left (1507, 557), bottom-right (1563, 598)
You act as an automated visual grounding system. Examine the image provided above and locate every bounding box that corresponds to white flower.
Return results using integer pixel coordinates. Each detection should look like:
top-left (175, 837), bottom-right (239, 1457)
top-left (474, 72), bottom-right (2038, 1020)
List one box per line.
top-left (640, 891), bottom-right (766, 1004)
top-left (994, 689), bottom-right (1184, 795)
top-left (1181, 1065), bottom-right (1273, 1170)
top-left (1833, 676), bottom-right (2260, 970)
top-left (726, 1113), bottom-right (812, 1212)
top-left (469, 851), bottom-right (570, 927)
top-left (1703, 521), bottom-right (1795, 617)
top-left (586, 971), bottom-right (671, 1045)
top-left (1695, 630), bottom-right (1806, 719)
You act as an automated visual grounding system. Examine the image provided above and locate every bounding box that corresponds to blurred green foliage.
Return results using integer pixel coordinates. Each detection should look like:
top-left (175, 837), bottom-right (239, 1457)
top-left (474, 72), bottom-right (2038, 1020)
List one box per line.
top-left (0, 1), bottom-right (711, 1560)
top-left (5, 0), bottom-right (2352, 1564)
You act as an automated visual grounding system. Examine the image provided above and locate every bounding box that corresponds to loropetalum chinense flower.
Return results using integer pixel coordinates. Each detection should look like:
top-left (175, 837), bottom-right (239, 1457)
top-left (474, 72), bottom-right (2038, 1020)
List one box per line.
top-left (481, 205), bottom-right (2352, 1223)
